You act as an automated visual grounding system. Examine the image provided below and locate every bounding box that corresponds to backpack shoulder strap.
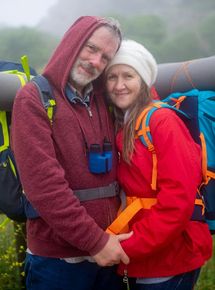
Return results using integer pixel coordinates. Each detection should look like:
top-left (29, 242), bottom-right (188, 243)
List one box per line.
top-left (135, 101), bottom-right (189, 190)
top-left (32, 75), bottom-right (56, 124)
top-left (135, 101), bottom-right (189, 147)
top-left (135, 101), bottom-right (170, 148)
top-left (135, 102), bottom-right (164, 190)
top-left (0, 111), bottom-right (18, 176)
top-left (0, 111), bottom-right (10, 152)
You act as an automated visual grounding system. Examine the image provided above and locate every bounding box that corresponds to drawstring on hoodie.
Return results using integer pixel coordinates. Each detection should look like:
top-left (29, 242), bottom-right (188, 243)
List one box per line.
top-left (85, 103), bottom-right (93, 117)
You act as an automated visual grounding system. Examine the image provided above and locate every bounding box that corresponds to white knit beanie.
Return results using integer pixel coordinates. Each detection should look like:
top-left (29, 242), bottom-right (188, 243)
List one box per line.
top-left (106, 39), bottom-right (158, 87)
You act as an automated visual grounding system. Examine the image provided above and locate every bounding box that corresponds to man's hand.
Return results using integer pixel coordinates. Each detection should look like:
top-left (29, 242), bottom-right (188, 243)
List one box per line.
top-left (92, 232), bottom-right (133, 267)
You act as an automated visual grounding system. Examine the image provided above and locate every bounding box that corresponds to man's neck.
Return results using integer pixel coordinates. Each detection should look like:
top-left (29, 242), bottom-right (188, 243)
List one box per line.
top-left (69, 80), bottom-right (84, 97)
top-left (68, 81), bottom-right (93, 100)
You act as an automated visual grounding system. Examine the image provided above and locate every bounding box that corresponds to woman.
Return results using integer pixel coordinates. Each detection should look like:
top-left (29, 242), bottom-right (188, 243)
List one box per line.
top-left (105, 39), bottom-right (212, 290)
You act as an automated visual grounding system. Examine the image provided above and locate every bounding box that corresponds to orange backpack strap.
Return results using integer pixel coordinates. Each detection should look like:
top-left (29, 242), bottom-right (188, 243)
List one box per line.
top-left (135, 101), bottom-right (189, 191)
top-left (199, 133), bottom-right (215, 182)
top-left (106, 195), bottom-right (205, 235)
top-left (135, 102), bottom-right (164, 191)
top-left (169, 95), bottom-right (187, 109)
top-left (207, 170), bottom-right (215, 179)
top-left (199, 132), bottom-right (208, 183)
top-left (194, 196), bottom-right (205, 215)
top-left (106, 197), bottom-right (157, 235)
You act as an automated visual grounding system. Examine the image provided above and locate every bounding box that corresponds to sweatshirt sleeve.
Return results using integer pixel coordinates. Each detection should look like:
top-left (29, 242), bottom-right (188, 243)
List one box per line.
top-left (121, 108), bottom-right (202, 259)
top-left (11, 83), bottom-right (108, 255)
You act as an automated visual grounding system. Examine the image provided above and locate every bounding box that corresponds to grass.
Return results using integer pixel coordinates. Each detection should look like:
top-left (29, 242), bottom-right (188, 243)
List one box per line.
top-left (0, 216), bottom-right (25, 290)
top-left (0, 215), bottom-right (214, 290)
top-left (196, 247), bottom-right (215, 290)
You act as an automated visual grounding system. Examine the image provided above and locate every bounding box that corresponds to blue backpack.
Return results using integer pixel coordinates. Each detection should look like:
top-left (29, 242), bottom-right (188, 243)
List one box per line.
top-left (136, 89), bottom-right (215, 234)
top-left (0, 57), bottom-right (54, 222)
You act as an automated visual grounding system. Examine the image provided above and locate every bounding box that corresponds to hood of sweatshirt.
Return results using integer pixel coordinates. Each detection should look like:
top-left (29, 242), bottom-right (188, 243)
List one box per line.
top-left (42, 16), bottom-right (115, 98)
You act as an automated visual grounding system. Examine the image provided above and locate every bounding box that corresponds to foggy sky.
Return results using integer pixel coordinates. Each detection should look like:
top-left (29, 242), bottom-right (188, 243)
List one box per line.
top-left (0, 0), bottom-right (57, 27)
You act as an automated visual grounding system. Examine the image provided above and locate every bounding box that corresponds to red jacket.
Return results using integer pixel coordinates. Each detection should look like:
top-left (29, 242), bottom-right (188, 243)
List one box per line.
top-left (117, 108), bottom-right (212, 277)
top-left (11, 16), bottom-right (120, 258)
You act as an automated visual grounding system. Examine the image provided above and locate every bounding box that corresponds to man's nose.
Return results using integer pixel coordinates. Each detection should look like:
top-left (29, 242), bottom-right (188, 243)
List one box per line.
top-left (89, 53), bottom-right (104, 70)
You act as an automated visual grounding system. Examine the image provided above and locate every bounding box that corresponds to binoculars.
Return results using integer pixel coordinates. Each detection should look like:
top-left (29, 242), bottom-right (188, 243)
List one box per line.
top-left (88, 140), bottom-right (112, 174)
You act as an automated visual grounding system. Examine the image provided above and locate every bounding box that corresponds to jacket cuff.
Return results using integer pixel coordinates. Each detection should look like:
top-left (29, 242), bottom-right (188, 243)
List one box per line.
top-left (88, 231), bottom-right (109, 256)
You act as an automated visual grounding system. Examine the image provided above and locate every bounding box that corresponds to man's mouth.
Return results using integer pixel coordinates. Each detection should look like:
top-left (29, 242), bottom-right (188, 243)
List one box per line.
top-left (79, 62), bottom-right (99, 77)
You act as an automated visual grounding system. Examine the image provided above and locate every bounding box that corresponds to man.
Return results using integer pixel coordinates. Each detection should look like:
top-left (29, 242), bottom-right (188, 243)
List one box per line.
top-left (11, 16), bottom-right (131, 290)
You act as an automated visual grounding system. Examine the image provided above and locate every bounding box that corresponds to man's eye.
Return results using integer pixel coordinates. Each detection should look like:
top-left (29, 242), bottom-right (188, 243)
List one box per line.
top-left (102, 55), bottom-right (110, 64)
top-left (86, 44), bottom-right (97, 52)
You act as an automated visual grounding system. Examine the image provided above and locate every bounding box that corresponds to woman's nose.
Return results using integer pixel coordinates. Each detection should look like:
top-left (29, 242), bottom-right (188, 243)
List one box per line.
top-left (114, 78), bottom-right (126, 90)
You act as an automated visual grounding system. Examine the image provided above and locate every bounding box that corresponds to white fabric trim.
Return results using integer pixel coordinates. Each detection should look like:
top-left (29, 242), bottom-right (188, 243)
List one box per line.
top-left (27, 248), bottom-right (95, 264)
top-left (136, 276), bottom-right (174, 284)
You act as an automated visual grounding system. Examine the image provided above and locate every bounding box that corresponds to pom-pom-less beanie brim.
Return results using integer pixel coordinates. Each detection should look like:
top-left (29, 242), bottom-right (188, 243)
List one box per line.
top-left (106, 39), bottom-right (158, 87)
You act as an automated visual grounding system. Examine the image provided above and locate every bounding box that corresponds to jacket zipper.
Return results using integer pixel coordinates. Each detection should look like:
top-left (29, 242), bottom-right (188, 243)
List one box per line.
top-left (123, 267), bottom-right (130, 290)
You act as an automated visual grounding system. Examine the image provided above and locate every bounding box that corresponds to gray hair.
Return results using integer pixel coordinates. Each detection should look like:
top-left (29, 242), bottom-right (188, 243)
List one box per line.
top-left (101, 17), bottom-right (122, 43)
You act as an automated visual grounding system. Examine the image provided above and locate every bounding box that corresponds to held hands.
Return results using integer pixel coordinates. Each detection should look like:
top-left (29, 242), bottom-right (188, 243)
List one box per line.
top-left (92, 231), bottom-right (133, 267)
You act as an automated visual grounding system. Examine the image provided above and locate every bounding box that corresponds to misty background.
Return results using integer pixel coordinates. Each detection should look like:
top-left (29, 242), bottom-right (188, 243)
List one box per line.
top-left (0, 0), bottom-right (214, 72)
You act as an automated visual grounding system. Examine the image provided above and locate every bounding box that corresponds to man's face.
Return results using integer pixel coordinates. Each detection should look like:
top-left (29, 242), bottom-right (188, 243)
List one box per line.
top-left (70, 26), bottom-right (119, 91)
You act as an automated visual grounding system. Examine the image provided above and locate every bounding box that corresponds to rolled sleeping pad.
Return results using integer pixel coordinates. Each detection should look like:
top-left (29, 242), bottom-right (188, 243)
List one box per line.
top-left (0, 72), bottom-right (28, 111)
top-left (1, 55), bottom-right (215, 110)
top-left (155, 55), bottom-right (215, 99)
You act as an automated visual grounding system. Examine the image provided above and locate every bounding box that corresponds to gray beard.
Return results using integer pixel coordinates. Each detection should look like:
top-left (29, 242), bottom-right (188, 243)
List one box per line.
top-left (70, 60), bottom-right (100, 88)
top-left (70, 69), bottom-right (94, 88)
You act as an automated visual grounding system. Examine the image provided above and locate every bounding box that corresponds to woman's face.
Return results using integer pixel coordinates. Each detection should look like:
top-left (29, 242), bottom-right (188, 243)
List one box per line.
top-left (106, 64), bottom-right (142, 111)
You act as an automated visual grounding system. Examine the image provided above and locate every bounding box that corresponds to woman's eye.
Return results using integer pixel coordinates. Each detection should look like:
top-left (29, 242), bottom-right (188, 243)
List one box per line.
top-left (125, 74), bottom-right (133, 79)
top-left (107, 75), bottom-right (116, 81)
